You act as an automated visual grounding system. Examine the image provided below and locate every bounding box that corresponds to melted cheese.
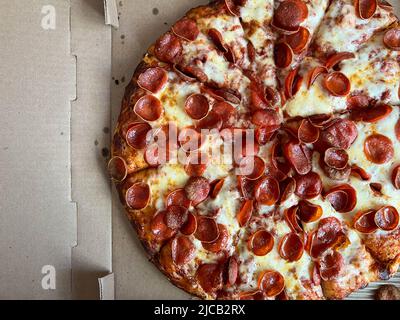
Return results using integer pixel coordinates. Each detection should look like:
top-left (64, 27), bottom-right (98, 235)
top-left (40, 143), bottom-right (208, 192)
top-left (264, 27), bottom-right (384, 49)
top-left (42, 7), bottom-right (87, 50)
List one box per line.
top-left (240, 0), bottom-right (274, 25)
top-left (284, 57), bottom-right (348, 117)
top-left (341, 31), bottom-right (400, 105)
top-left (314, 0), bottom-right (396, 55)
top-left (153, 72), bottom-right (199, 128)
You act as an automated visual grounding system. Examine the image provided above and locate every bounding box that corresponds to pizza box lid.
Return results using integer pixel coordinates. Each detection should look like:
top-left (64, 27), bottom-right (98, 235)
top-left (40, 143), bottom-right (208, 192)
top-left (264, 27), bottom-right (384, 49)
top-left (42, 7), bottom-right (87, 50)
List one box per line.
top-left (0, 0), bottom-right (398, 300)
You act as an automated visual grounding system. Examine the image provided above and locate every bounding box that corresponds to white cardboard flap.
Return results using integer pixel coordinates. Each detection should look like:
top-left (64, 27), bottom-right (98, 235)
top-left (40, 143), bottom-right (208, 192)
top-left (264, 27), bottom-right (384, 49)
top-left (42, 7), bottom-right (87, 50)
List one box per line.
top-left (99, 273), bottom-right (115, 300)
top-left (104, 0), bottom-right (119, 28)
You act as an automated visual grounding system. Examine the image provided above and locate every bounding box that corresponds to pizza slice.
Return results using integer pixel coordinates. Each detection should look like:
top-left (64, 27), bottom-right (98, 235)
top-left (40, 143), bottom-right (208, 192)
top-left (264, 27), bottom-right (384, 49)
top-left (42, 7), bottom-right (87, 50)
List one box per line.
top-left (308, 106), bottom-right (400, 280)
top-left (340, 24), bottom-right (400, 106)
top-left (149, 7), bottom-right (253, 102)
top-left (283, 23), bottom-right (400, 117)
top-left (235, 0), bottom-right (278, 89)
top-left (313, 0), bottom-right (397, 58)
top-left (273, 0), bottom-right (330, 71)
top-left (233, 210), bottom-right (324, 300)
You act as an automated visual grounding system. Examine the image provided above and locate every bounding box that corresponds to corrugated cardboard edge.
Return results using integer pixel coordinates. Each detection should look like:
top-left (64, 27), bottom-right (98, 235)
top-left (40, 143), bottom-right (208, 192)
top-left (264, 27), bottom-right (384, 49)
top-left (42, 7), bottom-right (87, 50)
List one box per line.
top-left (104, 0), bottom-right (119, 29)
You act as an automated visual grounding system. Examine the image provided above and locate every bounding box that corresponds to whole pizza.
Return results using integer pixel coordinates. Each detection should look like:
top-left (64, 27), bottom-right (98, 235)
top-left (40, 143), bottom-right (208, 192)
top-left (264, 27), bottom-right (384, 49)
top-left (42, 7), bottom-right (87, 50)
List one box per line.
top-left (109, 0), bottom-right (400, 300)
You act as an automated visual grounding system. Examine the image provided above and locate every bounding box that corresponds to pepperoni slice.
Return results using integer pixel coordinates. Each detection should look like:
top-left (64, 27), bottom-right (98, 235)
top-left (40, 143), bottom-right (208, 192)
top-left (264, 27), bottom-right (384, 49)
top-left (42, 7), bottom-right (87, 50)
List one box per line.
top-left (273, 0), bottom-right (308, 33)
top-left (258, 270), bottom-right (285, 297)
top-left (172, 17), bottom-right (199, 42)
top-left (320, 160), bottom-right (351, 181)
top-left (224, 0), bottom-right (240, 16)
top-left (126, 182), bottom-right (151, 210)
top-left (392, 165), bottom-right (400, 189)
top-left (151, 210), bottom-right (176, 240)
top-left (279, 177), bottom-right (296, 203)
top-left (185, 177), bottom-right (210, 206)
top-left (184, 152), bottom-right (208, 177)
top-left (324, 184), bottom-right (357, 213)
top-left (195, 216), bottom-right (219, 243)
top-left (202, 224), bottom-right (229, 253)
top-left (350, 103), bottom-right (392, 123)
top-left (154, 33), bottom-right (183, 64)
top-left (350, 164), bottom-right (371, 181)
top-left (184, 94), bottom-right (210, 120)
top-left (395, 119), bottom-right (400, 141)
top-left (166, 188), bottom-right (191, 209)
top-left (239, 156), bottom-right (266, 180)
top-left (256, 126), bottom-right (279, 145)
top-left (298, 119), bottom-right (320, 144)
top-left (237, 199), bottom-right (254, 227)
top-left (378, 0), bottom-right (393, 11)
top-left (137, 67), bottom-right (168, 94)
top-left (134, 95), bottom-right (163, 122)
top-left (285, 67), bottom-right (301, 98)
top-left (248, 230), bottom-right (274, 256)
top-left (274, 42), bottom-right (293, 68)
top-left (311, 217), bottom-right (344, 258)
top-left (209, 179), bottom-right (225, 199)
top-left (144, 143), bottom-right (164, 167)
top-left (171, 236), bottom-right (196, 266)
top-left (237, 176), bottom-right (257, 200)
top-left (383, 27), bottom-right (400, 51)
top-left (295, 172), bottom-right (322, 199)
top-left (164, 205), bottom-right (188, 230)
top-left (319, 251), bottom-right (344, 281)
top-left (196, 110), bottom-right (223, 130)
top-left (319, 119), bottom-right (358, 150)
top-left (203, 87), bottom-right (242, 105)
top-left (252, 109), bottom-right (281, 127)
top-left (208, 28), bottom-right (228, 53)
top-left (225, 256), bottom-right (238, 286)
top-left (179, 214), bottom-right (196, 238)
top-left (284, 27), bottom-right (310, 53)
top-left (279, 232), bottom-right (304, 262)
top-left (374, 206), bottom-right (400, 231)
top-left (179, 65), bottom-right (208, 83)
top-left (126, 122), bottom-right (152, 149)
top-left (108, 156), bottom-right (128, 182)
top-left (298, 200), bottom-right (323, 223)
top-left (308, 114), bottom-right (334, 128)
top-left (178, 127), bottom-right (204, 153)
top-left (346, 94), bottom-right (370, 110)
top-left (353, 210), bottom-right (378, 233)
top-left (196, 263), bottom-right (223, 293)
top-left (239, 290), bottom-right (265, 300)
top-left (255, 176), bottom-right (280, 206)
top-left (325, 52), bottom-right (355, 70)
top-left (324, 147), bottom-right (349, 170)
top-left (364, 134), bottom-right (394, 164)
top-left (307, 66), bottom-right (328, 89)
top-left (284, 206), bottom-right (303, 233)
top-left (212, 102), bottom-right (237, 128)
top-left (283, 141), bottom-right (312, 175)
top-left (173, 65), bottom-right (197, 82)
top-left (356, 0), bottom-right (378, 20)
top-left (323, 72), bottom-right (351, 97)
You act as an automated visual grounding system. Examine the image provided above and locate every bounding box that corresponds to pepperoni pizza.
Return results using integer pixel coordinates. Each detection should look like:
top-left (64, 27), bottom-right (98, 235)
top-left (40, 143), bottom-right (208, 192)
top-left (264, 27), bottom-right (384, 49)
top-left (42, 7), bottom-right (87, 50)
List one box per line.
top-left (109, 0), bottom-right (400, 300)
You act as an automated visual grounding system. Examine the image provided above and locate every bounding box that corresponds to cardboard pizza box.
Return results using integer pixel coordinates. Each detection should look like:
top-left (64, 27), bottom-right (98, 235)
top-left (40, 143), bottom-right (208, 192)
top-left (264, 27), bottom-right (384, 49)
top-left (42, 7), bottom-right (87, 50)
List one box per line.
top-left (0, 0), bottom-right (398, 300)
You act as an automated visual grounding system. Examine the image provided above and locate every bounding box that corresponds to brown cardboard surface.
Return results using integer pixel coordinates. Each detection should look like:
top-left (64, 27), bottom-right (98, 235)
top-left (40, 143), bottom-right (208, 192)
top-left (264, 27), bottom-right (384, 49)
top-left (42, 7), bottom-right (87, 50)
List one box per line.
top-left (0, 0), bottom-right (113, 299)
top-left (0, 0), bottom-right (77, 299)
top-left (70, 0), bottom-right (113, 300)
top-left (110, 0), bottom-right (400, 300)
